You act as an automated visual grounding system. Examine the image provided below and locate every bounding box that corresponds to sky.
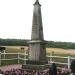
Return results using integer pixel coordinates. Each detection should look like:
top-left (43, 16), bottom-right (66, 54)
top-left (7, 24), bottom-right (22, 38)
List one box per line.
top-left (0, 0), bottom-right (75, 42)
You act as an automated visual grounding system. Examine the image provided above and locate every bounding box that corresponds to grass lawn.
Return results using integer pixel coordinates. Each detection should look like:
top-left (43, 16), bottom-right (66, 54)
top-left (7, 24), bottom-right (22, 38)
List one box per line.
top-left (0, 46), bottom-right (75, 66)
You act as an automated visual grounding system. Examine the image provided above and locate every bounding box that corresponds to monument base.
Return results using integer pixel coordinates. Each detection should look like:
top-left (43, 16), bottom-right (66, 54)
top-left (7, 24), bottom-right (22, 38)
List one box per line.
top-left (22, 64), bottom-right (49, 75)
top-left (22, 64), bottom-right (50, 70)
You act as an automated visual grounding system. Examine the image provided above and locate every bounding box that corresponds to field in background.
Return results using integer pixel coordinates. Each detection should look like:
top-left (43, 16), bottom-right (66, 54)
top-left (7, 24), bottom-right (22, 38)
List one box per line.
top-left (1, 46), bottom-right (75, 56)
top-left (2, 46), bottom-right (27, 53)
top-left (0, 46), bottom-right (75, 66)
top-left (47, 48), bottom-right (75, 55)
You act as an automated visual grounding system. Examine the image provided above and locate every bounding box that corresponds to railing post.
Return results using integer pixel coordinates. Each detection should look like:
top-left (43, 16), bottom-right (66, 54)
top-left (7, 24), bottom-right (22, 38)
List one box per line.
top-left (68, 56), bottom-right (70, 69)
top-left (4, 50), bottom-right (5, 59)
top-left (18, 52), bottom-right (20, 64)
top-left (0, 52), bottom-right (1, 66)
top-left (24, 50), bottom-right (26, 64)
top-left (50, 52), bottom-right (52, 62)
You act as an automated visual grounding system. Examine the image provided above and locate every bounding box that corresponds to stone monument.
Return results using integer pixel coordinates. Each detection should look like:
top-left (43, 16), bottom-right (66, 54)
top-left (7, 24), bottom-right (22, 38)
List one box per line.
top-left (22, 0), bottom-right (48, 70)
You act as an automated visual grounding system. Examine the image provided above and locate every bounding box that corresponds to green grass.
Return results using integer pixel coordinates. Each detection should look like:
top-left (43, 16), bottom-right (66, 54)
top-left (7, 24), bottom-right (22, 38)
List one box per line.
top-left (1, 60), bottom-right (18, 66)
top-left (0, 46), bottom-right (27, 66)
top-left (0, 46), bottom-right (75, 66)
top-left (46, 52), bottom-right (75, 67)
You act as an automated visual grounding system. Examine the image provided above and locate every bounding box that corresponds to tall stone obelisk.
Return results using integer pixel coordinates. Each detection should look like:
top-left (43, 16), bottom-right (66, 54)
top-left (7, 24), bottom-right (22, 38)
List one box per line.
top-left (22, 0), bottom-right (48, 70)
top-left (28, 0), bottom-right (47, 64)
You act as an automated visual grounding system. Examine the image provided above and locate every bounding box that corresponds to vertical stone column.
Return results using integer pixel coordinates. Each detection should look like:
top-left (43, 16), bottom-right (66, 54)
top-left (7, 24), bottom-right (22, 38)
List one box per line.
top-left (28, 0), bottom-right (47, 64)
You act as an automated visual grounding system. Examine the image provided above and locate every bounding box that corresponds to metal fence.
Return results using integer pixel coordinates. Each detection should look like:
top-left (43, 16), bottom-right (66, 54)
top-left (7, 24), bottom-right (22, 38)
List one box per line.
top-left (0, 52), bottom-right (75, 69)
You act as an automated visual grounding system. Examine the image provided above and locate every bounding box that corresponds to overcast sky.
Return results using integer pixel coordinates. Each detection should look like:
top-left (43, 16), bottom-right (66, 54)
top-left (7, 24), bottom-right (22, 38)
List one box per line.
top-left (0, 0), bottom-right (75, 42)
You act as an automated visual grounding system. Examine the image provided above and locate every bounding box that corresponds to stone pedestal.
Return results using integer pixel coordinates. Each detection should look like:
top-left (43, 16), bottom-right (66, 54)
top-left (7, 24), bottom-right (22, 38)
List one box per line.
top-left (22, 64), bottom-right (49, 75)
top-left (22, 64), bottom-right (49, 70)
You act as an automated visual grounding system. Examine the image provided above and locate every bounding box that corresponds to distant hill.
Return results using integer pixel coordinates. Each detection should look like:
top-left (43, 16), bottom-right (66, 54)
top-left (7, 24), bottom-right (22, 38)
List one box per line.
top-left (46, 41), bottom-right (75, 49)
top-left (0, 38), bottom-right (29, 46)
top-left (0, 38), bottom-right (75, 49)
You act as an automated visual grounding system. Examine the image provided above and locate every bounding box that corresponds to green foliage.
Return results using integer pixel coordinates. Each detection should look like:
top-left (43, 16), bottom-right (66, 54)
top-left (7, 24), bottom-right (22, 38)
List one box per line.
top-left (46, 41), bottom-right (75, 49)
top-left (0, 38), bottom-right (75, 49)
top-left (0, 38), bottom-right (29, 46)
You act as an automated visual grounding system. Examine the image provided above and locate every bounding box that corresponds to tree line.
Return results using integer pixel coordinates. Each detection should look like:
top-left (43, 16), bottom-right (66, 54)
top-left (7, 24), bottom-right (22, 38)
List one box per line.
top-left (0, 38), bottom-right (75, 49)
top-left (46, 41), bottom-right (75, 49)
top-left (0, 39), bottom-right (28, 46)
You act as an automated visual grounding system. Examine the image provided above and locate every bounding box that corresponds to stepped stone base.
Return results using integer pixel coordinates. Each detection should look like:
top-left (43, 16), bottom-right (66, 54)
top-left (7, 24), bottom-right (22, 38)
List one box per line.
top-left (22, 64), bottom-right (50, 70)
